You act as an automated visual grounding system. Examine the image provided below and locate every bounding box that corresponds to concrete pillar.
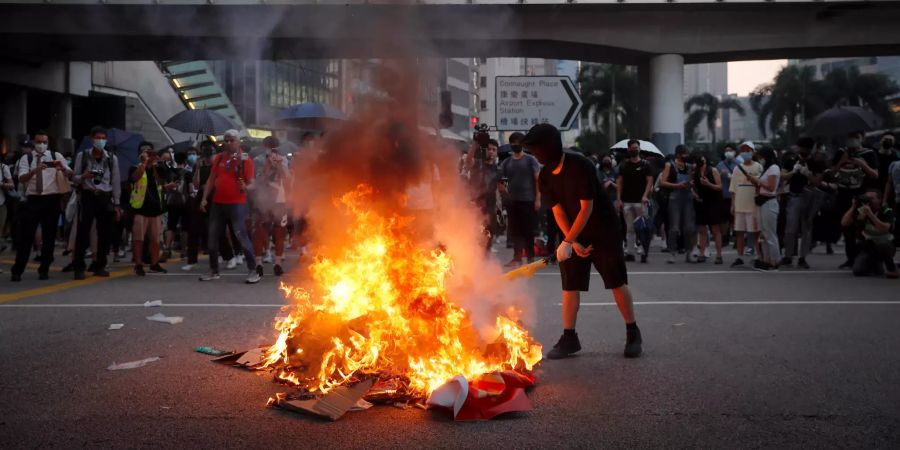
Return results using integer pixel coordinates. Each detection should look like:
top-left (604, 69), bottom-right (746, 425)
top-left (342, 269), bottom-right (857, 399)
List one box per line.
top-left (50, 94), bottom-right (73, 155)
top-left (649, 54), bottom-right (684, 155)
top-left (0, 87), bottom-right (28, 153)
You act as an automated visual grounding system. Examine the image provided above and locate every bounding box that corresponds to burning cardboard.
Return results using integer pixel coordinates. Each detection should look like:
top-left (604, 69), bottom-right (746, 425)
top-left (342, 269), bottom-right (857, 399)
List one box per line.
top-left (270, 379), bottom-right (376, 421)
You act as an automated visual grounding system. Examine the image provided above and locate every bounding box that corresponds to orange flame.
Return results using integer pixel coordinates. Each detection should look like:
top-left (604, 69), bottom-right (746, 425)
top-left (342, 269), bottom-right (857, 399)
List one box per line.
top-left (262, 184), bottom-right (542, 396)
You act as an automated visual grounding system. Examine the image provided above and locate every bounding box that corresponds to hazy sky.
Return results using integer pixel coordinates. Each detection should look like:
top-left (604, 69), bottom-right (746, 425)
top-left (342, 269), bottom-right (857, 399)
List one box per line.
top-left (728, 60), bottom-right (788, 96)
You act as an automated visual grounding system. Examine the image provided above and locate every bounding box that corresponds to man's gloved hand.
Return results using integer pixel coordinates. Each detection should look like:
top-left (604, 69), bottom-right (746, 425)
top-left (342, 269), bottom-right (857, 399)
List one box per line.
top-left (556, 241), bottom-right (574, 262)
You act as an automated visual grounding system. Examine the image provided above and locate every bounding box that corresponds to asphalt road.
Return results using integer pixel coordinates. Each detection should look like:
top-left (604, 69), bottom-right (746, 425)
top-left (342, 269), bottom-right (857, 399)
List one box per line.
top-left (1, 247), bottom-right (899, 449)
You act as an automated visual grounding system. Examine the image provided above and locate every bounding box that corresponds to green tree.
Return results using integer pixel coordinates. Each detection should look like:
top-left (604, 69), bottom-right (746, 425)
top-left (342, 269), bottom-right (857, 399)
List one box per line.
top-left (684, 93), bottom-right (745, 146)
top-left (749, 65), bottom-right (825, 143)
top-left (577, 64), bottom-right (639, 145)
top-left (575, 129), bottom-right (609, 155)
top-left (820, 66), bottom-right (898, 126)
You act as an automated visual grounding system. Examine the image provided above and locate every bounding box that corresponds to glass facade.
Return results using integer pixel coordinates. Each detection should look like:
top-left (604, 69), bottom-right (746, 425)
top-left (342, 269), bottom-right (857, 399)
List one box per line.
top-left (208, 60), bottom-right (342, 126)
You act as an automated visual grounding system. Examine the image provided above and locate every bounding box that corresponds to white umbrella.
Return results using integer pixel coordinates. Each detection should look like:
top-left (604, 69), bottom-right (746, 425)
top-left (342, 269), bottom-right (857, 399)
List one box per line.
top-left (610, 139), bottom-right (663, 157)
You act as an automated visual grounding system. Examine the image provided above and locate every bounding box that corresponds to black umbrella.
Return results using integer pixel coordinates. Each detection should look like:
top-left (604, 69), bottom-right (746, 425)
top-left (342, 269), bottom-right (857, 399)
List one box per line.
top-left (164, 109), bottom-right (237, 136)
top-left (803, 106), bottom-right (883, 138)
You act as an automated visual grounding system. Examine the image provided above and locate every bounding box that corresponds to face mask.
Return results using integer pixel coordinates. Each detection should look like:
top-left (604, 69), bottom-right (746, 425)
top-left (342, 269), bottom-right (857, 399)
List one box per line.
top-left (846, 138), bottom-right (861, 149)
top-left (881, 139), bottom-right (894, 150)
top-left (187, 154), bottom-right (198, 164)
top-left (627, 149), bottom-right (640, 158)
top-left (740, 152), bottom-right (752, 161)
top-left (93, 139), bottom-right (107, 149)
top-left (34, 143), bottom-right (48, 153)
top-left (511, 145), bottom-right (523, 153)
top-left (724, 151), bottom-right (735, 161)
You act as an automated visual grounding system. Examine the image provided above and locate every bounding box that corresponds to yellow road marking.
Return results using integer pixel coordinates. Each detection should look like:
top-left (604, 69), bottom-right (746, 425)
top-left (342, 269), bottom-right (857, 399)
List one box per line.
top-left (0, 269), bottom-right (132, 304)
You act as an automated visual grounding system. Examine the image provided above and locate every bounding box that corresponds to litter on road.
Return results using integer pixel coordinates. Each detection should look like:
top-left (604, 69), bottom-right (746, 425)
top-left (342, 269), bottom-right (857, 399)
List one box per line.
top-left (195, 346), bottom-right (233, 356)
top-left (108, 324), bottom-right (124, 330)
top-left (144, 300), bottom-right (163, 307)
top-left (107, 357), bottom-right (161, 370)
top-left (146, 313), bottom-right (184, 325)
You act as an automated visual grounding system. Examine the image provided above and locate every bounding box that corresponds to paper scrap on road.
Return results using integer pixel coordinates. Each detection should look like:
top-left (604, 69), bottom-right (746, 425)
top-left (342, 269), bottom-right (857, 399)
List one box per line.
top-left (673, 322), bottom-right (685, 327)
top-left (146, 313), bottom-right (184, 325)
top-left (108, 323), bottom-right (124, 330)
top-left (107, 357), bottom-right (160, 370)
top-left (144, 300), bottom-right (163, 307)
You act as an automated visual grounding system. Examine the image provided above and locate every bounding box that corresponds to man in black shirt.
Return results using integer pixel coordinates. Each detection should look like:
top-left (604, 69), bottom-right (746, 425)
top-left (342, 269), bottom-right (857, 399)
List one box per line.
top-left (616, 140), bottom-right (654, 263)
top-left (524, 124), bottom-right (642, 360)
top-left (780, 137), bottom-right (825, 269)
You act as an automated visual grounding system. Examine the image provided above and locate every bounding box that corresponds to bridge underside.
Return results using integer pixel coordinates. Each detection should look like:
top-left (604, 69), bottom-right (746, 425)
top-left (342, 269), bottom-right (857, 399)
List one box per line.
top-left (0, 2), bottom-right (899, 63)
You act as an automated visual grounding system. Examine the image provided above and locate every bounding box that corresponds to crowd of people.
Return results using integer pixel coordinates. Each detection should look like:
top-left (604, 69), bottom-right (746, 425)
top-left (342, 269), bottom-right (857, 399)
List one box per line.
top-left (0, 127), bottom-right (299, 284)
top-left (462, 131), bottom-right (899, 279)
top-left (1, 125), bottom-right (898, 284)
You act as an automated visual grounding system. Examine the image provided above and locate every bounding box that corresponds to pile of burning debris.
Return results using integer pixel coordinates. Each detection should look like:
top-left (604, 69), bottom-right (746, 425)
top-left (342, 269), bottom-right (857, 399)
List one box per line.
top-left (208, 186), bottom-right (544, 421)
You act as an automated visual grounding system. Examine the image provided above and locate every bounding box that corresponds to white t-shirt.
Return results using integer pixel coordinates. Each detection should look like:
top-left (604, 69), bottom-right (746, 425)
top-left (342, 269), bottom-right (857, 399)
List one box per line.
top-left (759, 164), bottom-right (781, 196)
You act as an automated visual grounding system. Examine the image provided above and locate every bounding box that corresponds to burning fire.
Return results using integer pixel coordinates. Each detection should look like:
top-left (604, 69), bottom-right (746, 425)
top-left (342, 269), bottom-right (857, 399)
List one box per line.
top-left (262, 184), bottom-right (542, 397)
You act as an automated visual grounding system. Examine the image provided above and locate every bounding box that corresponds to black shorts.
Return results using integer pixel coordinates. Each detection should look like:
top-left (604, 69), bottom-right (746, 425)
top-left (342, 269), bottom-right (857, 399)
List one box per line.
top-left (559, 241), bottom-right (628, 291)
top-left (167, 206), bottom-right (185, 231)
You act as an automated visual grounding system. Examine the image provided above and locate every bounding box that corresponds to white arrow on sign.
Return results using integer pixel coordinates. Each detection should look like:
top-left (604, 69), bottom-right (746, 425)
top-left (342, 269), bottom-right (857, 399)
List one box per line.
top-left (494, 76), bottom-right (583, 131)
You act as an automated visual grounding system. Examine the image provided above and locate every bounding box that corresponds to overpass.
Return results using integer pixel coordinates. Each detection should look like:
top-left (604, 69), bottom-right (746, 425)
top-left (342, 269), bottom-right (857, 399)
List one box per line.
top-left (1, 0), bottom-right (899, 149)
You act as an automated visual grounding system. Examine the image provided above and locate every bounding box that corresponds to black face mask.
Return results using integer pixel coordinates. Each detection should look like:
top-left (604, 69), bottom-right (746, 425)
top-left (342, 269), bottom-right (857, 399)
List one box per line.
top-left (627, 149), bottom-right (640, 158)
top-left (511, 145), bottom-right (523, 153)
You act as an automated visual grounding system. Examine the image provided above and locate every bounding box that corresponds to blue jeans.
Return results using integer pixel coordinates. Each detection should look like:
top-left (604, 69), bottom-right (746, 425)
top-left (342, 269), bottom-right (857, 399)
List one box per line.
top-left (208, 203), bottom-right (256, 273)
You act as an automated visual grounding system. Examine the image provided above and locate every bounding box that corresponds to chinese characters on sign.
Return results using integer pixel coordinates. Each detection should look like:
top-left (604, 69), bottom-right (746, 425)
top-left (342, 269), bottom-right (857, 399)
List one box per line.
top-left (495, 77), bottom-right (582, 131)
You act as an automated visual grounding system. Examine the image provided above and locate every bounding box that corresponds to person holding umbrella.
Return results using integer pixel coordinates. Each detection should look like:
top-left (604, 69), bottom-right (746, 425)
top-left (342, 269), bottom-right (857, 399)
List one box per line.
top-left (524, 124), bottom-right (642, 360)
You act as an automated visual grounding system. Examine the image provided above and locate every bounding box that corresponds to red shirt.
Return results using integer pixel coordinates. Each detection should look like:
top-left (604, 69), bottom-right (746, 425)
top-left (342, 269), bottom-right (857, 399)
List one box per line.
top-left (211, 152), bottom-right (254, 204)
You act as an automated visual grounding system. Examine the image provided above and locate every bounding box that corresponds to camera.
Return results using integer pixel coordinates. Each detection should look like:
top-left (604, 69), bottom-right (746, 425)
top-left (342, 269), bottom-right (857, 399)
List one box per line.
top-left (856, 194), bottom-right (871, 206)
top-left (90, 168), bottom-right (104, 185)
top-left (472, 123), bottom-right (492, 163)
top-left (473, 123), bottom-right (491, 148)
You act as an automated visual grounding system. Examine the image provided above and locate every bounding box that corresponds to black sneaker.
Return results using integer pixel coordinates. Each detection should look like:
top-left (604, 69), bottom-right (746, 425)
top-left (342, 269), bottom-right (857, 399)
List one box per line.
top-left (148, 264), bottom-right (168, 274)
top-left (753, 260), bottom-right (775, 272)
top-left (624, 327), bottom-right (643, 358)
top-left (640, 254), bottom-right (648, 264)
top-left (61, 263), bottom-right (74, 273)
top-left (134, 265), bottom-right (146, 277)
top-left (38, 271), bottom-right (49, 281)
top-left (779, 257), bottom-right (793, 268)
top-left (74, 271), bottom-right (86, 281)
top-left (273, 264), bottom-right (284, 277)
top-left (731, 257), bottom-right (744, 268)
top-left (93, 269), bottom-right (110, 277)
top-left (546, 332), bottom-right (582, 359)
top-left (625, 253), bottom-right (636, 262)
top-left (838, 260), bottom-right (852, 270)
top-left (797, 258), bottom-right (810, 270)
top-left (11, 273), bottom-right (22, 282)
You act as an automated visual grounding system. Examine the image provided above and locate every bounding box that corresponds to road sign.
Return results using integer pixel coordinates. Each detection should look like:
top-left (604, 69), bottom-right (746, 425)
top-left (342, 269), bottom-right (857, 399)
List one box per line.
top-left (494, 76), bottom-right (582, 131)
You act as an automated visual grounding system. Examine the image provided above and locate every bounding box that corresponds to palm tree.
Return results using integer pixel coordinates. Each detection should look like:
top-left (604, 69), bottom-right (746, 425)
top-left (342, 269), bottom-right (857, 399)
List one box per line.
top-left (750, 65), bottom-right (824, 144)
top-left (577, 64), bottom-right (639, 145)
top-left (821, 66), bottom-right (898, 126)
top-left (684, 93), bottom-right (745, 146)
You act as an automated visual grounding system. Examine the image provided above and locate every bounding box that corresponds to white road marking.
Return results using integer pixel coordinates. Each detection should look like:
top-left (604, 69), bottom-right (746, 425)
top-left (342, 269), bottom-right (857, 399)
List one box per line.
top-left (535, 270), bottom-right (846, 276)
top-left (571, 301), bottom-right (900, 306)
top-left (3, 300), bottom-right (899, 309)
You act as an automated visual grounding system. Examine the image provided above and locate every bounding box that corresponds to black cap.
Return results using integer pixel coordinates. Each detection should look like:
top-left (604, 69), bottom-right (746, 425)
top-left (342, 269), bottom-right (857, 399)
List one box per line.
top-left (20, 140), bottom-right (35, 149)
top-left (522, 124), bottom-right (562, 153)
